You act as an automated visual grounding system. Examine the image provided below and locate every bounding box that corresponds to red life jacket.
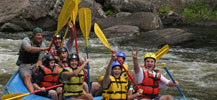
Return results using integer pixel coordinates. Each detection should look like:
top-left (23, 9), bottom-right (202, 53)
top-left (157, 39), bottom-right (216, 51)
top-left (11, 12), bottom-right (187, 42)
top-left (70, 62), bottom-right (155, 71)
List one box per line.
top-left (40, 65), bottom-right (60, 88)
top-left (137, 68), bottom-right (161, 99)
top-left (50, 48), bottom-right (57, 56)
top-left (83, 69), bottom-right (88, 82)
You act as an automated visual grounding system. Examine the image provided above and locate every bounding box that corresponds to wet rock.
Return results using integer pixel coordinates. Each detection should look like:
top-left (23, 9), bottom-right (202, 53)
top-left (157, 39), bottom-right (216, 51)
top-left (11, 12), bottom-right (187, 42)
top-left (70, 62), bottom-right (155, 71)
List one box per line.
top-left (120, 28), bottom-right (193, 48)
top-left (115, 12), bottom-right (131, 18)
top-left (93, 2), bottom-right (106, 18)
top-left (103, 25), bottom-right (139, 37)
top-left (95, 12), bottom-right (162, 31)
top-left (0, 23), bottom-right (24, 32)
top-left (160, 11), bottom-right (183, 26)
top-left (0, 0), bottom-right (64, 32)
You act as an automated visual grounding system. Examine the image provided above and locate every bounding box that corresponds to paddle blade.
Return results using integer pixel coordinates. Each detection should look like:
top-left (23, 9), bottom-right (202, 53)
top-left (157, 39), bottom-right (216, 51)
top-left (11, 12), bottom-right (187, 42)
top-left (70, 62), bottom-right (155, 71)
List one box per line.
top-left (94, 23), bottom-right (113, 51)
top-left (78, 0), bottom-right (82, 3)
top-left (56, 0), bottom-right (75, 34)
top-left (1, 93), bottom-right (29, 100)
top-left (79, 8), bottom-right (91, 46)
top-left (71, 0), bottom-right (79, 25)
top-left (155, 44), bottom-right (169, 60)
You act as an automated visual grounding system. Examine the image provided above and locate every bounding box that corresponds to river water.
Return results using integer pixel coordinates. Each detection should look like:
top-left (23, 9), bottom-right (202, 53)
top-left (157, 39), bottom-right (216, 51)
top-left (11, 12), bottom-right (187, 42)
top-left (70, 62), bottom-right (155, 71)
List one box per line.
top-left (0, 26), bottom-right (217, 100)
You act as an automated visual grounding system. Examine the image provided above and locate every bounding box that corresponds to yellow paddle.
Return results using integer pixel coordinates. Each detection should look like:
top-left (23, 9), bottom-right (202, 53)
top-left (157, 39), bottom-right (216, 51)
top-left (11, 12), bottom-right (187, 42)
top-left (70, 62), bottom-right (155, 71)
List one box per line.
top-left (78, 0), bottom-right (82, 3)
top-left (79, 8), bottom-right (91, 45)
top-left (79, 8), bottom-right (91, 92)
top-left (1, 84), bottom-right (63, 100)
top-left (61, 0), bottom-right (82, 46)
top-left (71, 0), bottom-right (80, 55)
top-left (48, 0), bottom-right (75, 52)
top-left (155, 44), bottom-right (169, 60)
top-left (94, 23), bottom-right (139, 89)
top-left (60, 23), bottom-right (70, 46)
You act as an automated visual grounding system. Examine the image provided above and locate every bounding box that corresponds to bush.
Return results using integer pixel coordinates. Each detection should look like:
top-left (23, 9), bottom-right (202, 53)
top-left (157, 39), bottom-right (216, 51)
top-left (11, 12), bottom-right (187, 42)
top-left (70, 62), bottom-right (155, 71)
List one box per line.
top-left (159, 6), bottom-right (172, 13)
top-left (105, 10), bottom-right (115, 16)
top-left (180, 0), bottom-right (217, 23)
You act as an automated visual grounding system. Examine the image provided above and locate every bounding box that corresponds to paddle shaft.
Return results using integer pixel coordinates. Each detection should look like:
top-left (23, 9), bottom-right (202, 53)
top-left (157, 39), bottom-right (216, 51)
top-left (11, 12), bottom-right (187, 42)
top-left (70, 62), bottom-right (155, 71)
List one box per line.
top-left (73, 24), bottom-right (79, 56)
top-left (33, 84), bottom-right (63, 94)
top-left (61, 26), bottom-right (69, 46)
top-left (111, 51), bottom-right (139, 89)
top-left (48, 37), bottom-right (56, 52)
top-left (164, 67), bottom-right (186, 98)
top-left (86, 47), bottom-right (91, 92)
top-left (6, 84), bottom-right (63, 100)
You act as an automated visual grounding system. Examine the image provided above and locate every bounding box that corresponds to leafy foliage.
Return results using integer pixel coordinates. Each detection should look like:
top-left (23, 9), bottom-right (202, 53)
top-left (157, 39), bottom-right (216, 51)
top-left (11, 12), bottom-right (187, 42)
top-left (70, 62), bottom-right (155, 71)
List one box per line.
top-left (180, 0), bottom-right (217, 23)
top-left (159, 6), bottom-right (172, 13)
top-left (105, 10), bottom-right (115, 16)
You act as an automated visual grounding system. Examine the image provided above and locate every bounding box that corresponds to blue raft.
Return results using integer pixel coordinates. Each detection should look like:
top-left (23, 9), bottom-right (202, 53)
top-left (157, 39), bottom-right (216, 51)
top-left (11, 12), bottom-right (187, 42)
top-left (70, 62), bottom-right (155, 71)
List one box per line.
top-left (3, 71), bottom-right (102, 100)
top-left (3, 71), bottom-right (189, 100)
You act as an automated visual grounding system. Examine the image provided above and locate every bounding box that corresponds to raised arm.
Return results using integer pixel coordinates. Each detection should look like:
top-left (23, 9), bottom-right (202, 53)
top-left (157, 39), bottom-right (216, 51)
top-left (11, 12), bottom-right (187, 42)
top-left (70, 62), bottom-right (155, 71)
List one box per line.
top-left (68, 21), bottom-right (75, 45)
top-left (61, 57), bottom-right (90, 80)
top-left (132, 49), bottom-right (140, 73)
top-left (102, 53), bottom-right (116, 89)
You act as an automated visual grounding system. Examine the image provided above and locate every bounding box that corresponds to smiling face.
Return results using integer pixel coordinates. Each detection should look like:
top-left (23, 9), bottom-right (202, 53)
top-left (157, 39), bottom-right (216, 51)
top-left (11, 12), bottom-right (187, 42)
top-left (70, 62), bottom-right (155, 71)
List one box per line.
top-left (69, 59), bottom-right (78, 68)
top-left (144, 58), bottom-right (155, 70)
top-left (59, 51), bottom-right (68, 62)
top-left (112, 66), bottom-right (122, 78)
top-left (54, 38), bottom-right (62, 48)
top-left (32, 33), bottom-right (43, 44)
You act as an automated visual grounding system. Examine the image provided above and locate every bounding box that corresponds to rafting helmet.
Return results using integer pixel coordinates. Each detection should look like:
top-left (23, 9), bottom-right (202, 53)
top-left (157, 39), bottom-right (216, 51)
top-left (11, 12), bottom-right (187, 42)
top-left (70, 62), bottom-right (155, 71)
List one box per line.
top-left (116, 51), bottom-right (126, 62)
top-left (55, 34), bottom-right (63, 40)
top-left (111, 60), bottom-right (122, 75)
top-left (144, 52), bottom-right (156, 61)
top-left (43, 53), bottom-right (55, 67)
top-left (67, 53), bottom-right (79, 65)
top-left (57, 47), bottom-right (68, 55)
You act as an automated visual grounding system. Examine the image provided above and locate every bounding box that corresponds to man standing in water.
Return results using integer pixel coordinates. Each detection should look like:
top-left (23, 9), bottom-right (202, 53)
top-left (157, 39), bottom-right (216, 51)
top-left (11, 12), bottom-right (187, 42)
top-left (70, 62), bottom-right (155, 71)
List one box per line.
top-left (16, 27), bottom-right (47, 92)
top-left (132, 51), bottom-right (179, 100)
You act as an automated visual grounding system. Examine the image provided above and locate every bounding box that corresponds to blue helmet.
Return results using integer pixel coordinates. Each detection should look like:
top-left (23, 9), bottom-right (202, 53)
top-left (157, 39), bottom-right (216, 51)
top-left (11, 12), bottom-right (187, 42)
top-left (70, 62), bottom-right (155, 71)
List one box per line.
top-left (111, 60), bottom-right (122, 75)
top-left (116, 51), bottom-right (126, 61)
top-left (112, 60), bottom-right (121, 69)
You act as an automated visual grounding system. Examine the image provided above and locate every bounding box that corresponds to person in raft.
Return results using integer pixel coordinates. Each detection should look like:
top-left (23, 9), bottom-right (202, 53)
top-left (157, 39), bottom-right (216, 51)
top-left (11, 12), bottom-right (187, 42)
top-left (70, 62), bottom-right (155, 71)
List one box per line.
top-left (132, 50), bottom-right (179, 100)
top-left (96, 51), bottom-right (131, 97)
top-left (33, 53), bottom-right (62, 100)
top-left (16, 27), bottom-right (47, 92)
top-left (102, 53), bottom-right (142, 100)
top-left (58, 54), bottom-right (93, 100)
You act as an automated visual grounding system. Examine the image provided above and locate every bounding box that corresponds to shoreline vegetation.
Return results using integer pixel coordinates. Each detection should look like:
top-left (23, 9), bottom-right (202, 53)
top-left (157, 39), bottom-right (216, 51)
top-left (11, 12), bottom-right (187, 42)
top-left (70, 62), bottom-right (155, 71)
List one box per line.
top-left (159, 0), bottom-right (217, 24)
